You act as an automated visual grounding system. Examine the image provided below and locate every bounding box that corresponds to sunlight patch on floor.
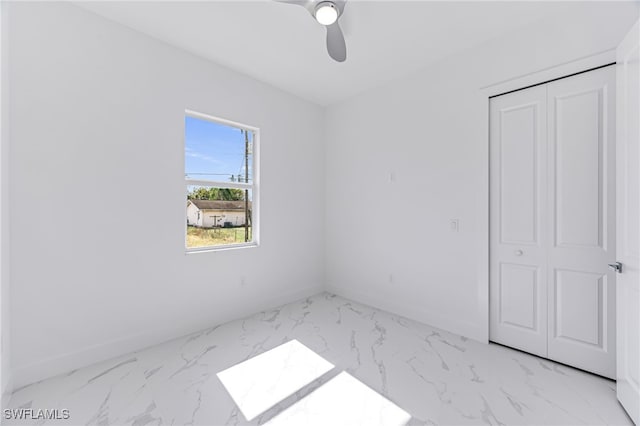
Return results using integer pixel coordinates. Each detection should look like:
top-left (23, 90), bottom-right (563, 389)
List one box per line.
top-left (218, 339), bottom-right (410, 425)
top-left (216, 339), bottom-right (334, 420)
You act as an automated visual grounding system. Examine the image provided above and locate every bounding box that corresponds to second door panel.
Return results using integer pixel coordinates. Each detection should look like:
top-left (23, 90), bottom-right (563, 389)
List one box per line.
top-left (547, 67), bottom-right (616, 379)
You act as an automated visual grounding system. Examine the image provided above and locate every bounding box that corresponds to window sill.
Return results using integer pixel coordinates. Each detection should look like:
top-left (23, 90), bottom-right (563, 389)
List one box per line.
top-left (185, 242), bottom-right (259, 254)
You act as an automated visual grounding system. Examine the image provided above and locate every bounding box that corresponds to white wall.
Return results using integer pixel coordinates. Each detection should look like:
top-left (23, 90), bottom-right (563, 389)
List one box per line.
top-left (325, 4), bottom-right (639, 342)
top-left (1, 0), bottom-right (12, 402)
top-left (8, 2), bottom-right (325, 388)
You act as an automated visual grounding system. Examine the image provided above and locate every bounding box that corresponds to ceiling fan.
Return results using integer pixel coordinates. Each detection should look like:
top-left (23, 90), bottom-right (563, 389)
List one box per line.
top-left (277, 0), bottom-right (347, 62)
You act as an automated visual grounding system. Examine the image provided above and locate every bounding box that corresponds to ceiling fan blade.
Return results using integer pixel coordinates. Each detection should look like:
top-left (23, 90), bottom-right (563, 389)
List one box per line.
top-left (333, 0), bottom-right (346, 15)
top-left (326, 21), bottom-right (346, 62)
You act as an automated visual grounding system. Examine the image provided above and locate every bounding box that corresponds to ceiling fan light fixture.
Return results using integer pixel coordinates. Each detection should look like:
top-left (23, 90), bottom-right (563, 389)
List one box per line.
top-left (315, 2), bottom-right (338, 26)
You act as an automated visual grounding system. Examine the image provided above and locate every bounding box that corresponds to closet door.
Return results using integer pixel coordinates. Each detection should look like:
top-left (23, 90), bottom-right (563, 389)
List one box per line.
top-left (490, 86), bottom-right (548, 357)
top-left (546, 66), bottom-right (617, 379)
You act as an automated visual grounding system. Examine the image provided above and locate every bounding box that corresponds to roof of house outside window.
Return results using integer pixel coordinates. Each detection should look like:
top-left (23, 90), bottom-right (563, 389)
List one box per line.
top-left (188, 199), bottom-right (251, 211)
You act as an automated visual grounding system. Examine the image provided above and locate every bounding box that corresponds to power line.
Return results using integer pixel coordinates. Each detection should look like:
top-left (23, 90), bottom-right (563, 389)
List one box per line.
top-left (185, 173), bottom-right (234, 176)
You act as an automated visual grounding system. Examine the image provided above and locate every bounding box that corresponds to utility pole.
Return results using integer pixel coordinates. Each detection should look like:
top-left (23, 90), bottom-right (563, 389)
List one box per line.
top-left (244, 130), bottom-right (250, 242)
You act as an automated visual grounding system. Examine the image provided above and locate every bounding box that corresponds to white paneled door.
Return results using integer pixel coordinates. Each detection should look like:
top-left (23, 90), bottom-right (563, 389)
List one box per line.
top-left (616, 19), bottom-right (640, 425)
top-left (546, 67), bottom-right (616, 379)
top-left (490, 66), bottom-right (617, 379)
top-left (490, 86), bottom-right (548, 358)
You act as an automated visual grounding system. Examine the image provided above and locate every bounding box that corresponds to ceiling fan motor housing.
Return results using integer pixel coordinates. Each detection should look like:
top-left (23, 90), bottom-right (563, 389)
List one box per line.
top-left (314, 1), bottom-right (340, 26)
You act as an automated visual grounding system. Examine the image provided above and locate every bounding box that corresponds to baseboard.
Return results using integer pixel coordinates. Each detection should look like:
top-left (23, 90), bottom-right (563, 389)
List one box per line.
top-left (1, 374), bottom-right (12, 413)
top-left (326, 284), bottom-right (486, 343)
top-left (12, 285), bottom-right (323, 390)
top-left (12, 283), bottom-right (483, 389)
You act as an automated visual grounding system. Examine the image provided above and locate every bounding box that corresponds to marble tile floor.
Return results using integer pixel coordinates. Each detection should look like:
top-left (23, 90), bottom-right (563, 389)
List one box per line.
top-left (7, 293), bottom-right (632, 426)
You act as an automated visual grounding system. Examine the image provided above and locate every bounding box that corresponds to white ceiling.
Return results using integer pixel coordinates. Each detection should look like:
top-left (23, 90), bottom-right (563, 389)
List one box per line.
top-left (77, 1), bottom-right (638, 106)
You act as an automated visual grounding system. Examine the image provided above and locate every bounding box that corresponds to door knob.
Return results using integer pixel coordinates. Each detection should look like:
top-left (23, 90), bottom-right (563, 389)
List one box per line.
top-left (514, 249), bottom-right (523, 256)
top-left (608, 262), bottom-right (623, 273)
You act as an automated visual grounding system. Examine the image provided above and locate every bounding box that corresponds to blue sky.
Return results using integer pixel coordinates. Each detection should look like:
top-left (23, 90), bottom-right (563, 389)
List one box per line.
top-left (184, 115), bottom-right (252, 183)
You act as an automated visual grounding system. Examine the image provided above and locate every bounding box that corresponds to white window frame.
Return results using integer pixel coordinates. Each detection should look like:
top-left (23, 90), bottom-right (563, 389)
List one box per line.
top-left (184, 109), bottom-right (259, 253)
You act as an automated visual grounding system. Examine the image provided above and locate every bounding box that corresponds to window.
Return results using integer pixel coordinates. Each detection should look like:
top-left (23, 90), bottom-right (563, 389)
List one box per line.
top-left (185, 110), bottom-right (258, 251)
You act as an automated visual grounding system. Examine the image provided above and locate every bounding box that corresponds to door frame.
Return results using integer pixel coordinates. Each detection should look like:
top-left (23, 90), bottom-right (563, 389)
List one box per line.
top-left (478, 49), bottom-right (617, 342)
